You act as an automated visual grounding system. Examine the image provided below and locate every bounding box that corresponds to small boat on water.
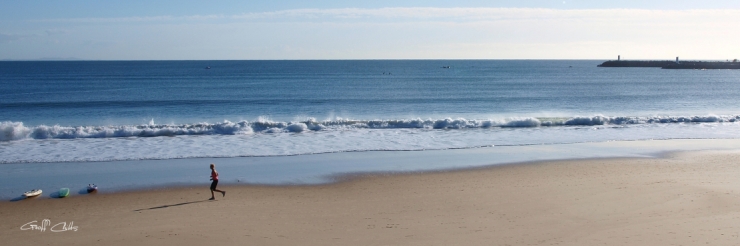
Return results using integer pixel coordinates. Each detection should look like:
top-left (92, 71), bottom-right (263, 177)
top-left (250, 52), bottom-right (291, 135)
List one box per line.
top-left (23, 189), bottom-right (42, 198)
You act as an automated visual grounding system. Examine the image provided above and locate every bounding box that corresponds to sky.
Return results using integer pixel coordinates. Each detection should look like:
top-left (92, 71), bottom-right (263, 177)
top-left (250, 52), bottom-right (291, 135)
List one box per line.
top-left (2, 0), bottom-right (739, 60)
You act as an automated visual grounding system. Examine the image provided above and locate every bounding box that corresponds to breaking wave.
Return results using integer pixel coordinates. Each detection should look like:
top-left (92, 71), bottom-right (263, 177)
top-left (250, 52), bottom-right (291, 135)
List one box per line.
top-left (2, 114), bottom-right (738, 142)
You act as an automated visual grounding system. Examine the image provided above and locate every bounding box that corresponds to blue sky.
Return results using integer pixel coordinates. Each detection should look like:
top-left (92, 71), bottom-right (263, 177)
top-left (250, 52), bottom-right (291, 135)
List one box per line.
top-left (2, 1), bottom-right (739, 60)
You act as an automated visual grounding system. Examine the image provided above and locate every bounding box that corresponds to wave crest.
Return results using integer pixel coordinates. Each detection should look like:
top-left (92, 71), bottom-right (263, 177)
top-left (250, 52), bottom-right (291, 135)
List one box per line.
top-left (1, 114), bottom-right (738, 141)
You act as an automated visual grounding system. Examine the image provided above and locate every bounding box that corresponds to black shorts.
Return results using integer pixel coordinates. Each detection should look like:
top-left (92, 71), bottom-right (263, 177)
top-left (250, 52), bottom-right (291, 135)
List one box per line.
top-left (210, 180), bottom-right (218, 190)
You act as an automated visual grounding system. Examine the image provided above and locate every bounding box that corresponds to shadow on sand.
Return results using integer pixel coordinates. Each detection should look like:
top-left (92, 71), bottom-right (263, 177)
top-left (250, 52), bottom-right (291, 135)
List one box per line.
top-left (133, 200), bottom-right (212, 212)
top-left (78, 187), bottom-right (96, 195)
top-left (10, 188), bottom-right (94, 201)
top-left (45, 191), bottom-right (70, 199)
top-left (9, 195), bottom-right (34, 202)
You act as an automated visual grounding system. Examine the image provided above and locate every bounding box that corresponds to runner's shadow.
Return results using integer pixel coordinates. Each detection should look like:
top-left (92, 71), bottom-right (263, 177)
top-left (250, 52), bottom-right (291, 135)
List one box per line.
top-left (133, 200), bottom-right (211, 212)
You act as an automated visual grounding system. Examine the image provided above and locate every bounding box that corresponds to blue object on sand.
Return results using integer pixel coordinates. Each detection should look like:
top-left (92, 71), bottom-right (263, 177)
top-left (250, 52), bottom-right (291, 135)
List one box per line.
top-left (87, 184), bottom-right (98, 193)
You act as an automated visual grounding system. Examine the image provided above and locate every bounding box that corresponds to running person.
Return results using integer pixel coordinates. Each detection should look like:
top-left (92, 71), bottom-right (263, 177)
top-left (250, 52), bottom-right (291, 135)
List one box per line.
top-left (209, 163), bottom-right (226, 200)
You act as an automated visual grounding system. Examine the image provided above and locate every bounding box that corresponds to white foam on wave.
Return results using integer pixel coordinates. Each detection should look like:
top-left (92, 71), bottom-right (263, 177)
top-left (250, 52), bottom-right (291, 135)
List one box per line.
top-left (286, 123), bottom-right (308, 132)
top-left (1, 114), bottom-right (739, 142)
top-left (3, 121), bottom-right (740, 164)
top-left (0, 121), bottom-right (32, 141)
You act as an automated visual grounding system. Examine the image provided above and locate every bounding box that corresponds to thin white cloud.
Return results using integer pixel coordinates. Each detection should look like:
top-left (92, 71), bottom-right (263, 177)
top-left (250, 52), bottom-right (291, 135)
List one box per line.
top-left (33, 15), bottom-right (224, 23)
top-left (31, 8), bottom-right (740, 23)
top-left (45, 29), bottom-right (69, 35)
top-left (10, 7), bottom-right (740, 59)
top-left (232, 7), bottom-right (740, 23)
top-left (0, 33), bottom-right (38, 43)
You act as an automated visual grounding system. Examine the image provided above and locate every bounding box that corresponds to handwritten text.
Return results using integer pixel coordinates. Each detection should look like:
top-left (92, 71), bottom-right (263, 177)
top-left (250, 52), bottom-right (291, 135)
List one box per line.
top-left (21, 219), bottom-right (78, 232)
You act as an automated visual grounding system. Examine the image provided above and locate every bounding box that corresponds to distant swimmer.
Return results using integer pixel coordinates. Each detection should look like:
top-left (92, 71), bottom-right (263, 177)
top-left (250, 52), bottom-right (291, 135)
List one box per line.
top-left (209, 163), bottom-right (225, 200)
top-left (205, 66), bottom-right (211, 69)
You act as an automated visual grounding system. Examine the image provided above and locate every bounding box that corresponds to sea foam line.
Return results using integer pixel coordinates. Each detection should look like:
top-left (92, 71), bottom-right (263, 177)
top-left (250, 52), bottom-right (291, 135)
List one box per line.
top-left (1, 115), bottom-right (738, 141)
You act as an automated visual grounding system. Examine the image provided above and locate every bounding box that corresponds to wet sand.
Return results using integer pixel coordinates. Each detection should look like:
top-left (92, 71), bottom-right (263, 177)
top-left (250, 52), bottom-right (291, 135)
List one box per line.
top-left (2, 150), bottom-right (740, 245)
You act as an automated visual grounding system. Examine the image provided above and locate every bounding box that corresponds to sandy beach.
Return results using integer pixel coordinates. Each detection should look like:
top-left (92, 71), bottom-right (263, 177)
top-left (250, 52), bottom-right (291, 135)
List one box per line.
top-left (3, 150), bottom-right (740, 245)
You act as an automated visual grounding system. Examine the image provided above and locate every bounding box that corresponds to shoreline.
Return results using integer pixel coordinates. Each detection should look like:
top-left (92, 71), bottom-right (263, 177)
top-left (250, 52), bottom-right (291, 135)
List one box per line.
top-left (0, 148), bottom-right (725, 202)
top-left (5, 138), bottom-right (740, 200)
top-left (3, 149), bottom-right (740, 245)
top-left (0, 155), bottom-right (656, 203)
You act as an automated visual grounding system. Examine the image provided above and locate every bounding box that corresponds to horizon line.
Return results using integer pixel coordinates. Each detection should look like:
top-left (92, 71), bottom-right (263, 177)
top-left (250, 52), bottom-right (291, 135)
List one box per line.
top-left (3, 58), bottom-right (737, 62)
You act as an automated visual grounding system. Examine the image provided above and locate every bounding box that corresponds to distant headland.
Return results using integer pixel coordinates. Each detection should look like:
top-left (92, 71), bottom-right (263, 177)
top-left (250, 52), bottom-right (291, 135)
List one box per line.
top-left (598, 56), bottom-right (740, 69)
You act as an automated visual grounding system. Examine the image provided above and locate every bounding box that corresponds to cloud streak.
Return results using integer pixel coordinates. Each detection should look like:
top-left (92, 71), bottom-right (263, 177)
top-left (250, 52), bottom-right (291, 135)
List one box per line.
top-left (0, 33), bottom-right (38, 43)
top-left (33, 15), bottom-right (224, 23)
top-left (7, 7), bottom-right (740, 60)
top-left (32, 8), bottom-right (740, 24)
top-left (234, 7), bottom-right (740, 22)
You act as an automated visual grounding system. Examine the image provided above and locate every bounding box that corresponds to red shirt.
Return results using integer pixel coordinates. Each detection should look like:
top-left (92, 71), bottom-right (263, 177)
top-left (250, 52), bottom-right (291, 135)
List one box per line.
top-left (211, 169), bottom-right (219, 181)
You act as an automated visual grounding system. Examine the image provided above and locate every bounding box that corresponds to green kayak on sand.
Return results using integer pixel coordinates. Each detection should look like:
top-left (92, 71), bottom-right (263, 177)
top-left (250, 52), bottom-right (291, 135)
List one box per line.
top-left (58, 188), bottom-right (70, 198)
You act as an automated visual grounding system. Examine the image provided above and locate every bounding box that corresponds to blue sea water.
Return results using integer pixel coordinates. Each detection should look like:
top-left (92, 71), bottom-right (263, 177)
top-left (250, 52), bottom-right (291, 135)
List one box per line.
top-left (2, 60), bottom-right (740, 163)
top-left (2, 60), bottom-right (740, 198)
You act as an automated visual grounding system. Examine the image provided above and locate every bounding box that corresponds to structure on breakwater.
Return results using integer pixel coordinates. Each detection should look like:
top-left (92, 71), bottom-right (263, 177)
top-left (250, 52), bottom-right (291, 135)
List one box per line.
top-left (598, 56), bottom-right (740, 69)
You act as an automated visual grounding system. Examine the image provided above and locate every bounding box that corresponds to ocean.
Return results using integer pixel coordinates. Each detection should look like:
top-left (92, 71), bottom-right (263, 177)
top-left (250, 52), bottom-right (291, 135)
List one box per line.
top-left (2, 60), bottom-right (740, 198)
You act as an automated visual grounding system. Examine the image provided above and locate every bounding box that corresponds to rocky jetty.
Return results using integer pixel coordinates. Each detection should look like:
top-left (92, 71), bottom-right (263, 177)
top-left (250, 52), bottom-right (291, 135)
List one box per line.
top-left (598, 57), bottom-right (739, 69)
